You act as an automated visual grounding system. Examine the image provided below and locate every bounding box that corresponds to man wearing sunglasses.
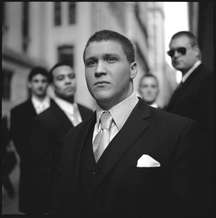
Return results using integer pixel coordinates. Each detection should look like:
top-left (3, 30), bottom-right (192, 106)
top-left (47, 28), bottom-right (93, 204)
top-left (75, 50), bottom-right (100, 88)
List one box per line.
top-left (166, 31), bottom-right (214, 135)
top-left (166, 31), bottom-right (214, 215)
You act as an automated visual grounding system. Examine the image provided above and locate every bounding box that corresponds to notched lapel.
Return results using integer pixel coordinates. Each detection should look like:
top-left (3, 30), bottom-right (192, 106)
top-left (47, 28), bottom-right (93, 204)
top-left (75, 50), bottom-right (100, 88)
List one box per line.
top-left (52, 101), bottom-right (73, 130)
top-left (94, 100), bottom-right (153, 188)
top-left (27, 99), bottom-right (37, 116)
top-left (74, 114), bottom-right (96, 184)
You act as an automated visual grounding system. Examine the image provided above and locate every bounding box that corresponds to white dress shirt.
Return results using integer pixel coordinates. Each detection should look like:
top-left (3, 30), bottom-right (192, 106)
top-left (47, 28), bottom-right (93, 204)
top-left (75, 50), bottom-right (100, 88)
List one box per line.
top-left (92, 92), bottom-right (139, 145)
top-left (150, 103), bottom-right (159, 108)
top-left (31, 96), bottom-right (50, 114)
top-left (54, 97), bottom-right (82, 126)
top-left (182, 60), bottom-right (201, 83)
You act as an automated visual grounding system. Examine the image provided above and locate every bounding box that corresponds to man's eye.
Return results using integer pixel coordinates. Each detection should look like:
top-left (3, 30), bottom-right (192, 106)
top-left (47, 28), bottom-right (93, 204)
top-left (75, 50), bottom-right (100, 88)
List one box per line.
top-left (56, 76), bottom-right (64, 81)
top-left (85, 60), bottom-right (96, 67)
top-left (105, 57), bottom-right (117, 63)
top-left (68, 74), bottom-right (75, 79)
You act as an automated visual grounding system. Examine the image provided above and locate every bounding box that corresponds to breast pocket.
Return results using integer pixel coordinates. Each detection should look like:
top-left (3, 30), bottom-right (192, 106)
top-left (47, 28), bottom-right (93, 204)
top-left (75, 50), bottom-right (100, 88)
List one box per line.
top-left (123, 166), bottom-right (162, 187)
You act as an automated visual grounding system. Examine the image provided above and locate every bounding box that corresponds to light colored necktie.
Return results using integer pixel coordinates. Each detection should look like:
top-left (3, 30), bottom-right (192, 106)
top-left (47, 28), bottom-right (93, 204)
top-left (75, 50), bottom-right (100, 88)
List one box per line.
top-left (72, 105), bottom-right (82, 126)
top-left (93, 111), bottom-right (113, 162)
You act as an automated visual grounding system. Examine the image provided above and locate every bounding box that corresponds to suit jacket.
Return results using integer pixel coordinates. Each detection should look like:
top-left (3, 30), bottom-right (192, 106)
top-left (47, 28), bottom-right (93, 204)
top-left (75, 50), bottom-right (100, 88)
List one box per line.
top-left (55, 99), bottom-right (211, 218)
top-left (29, 100), bottom-right (93, 213)
top-left (10, 99), bottom-right (39, 212)
top-left (166, 63), bottom-right (215, 135)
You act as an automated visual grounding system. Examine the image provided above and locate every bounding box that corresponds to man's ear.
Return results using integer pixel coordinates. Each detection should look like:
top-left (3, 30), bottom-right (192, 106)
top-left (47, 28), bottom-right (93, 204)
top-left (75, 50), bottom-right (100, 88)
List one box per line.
top-left (27, 82), bottom-right (32, 90)
top-left (193, 46), bottom-right (200, 58)
top-left (130, 62), bottom-right (137, 79)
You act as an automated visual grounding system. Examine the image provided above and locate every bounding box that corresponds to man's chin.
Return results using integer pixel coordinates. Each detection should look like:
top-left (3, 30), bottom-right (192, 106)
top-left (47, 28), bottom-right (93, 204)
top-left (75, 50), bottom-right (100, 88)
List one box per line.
top-left (35, 93), bottom-right (47, 98)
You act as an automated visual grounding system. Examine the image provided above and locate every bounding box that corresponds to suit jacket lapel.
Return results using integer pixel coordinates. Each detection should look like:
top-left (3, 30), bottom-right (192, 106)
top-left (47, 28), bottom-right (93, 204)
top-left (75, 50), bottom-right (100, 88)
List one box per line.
top-left (26, 99), bottom-right (37, 117)
top-left (74, 114), bottom-right (96, 187)
top-left (167, 64), bottom-right (202, 108)
top-left (51, 100), bottom-right (73, 130)
top-left (93, 100), bottom-right (152, 189)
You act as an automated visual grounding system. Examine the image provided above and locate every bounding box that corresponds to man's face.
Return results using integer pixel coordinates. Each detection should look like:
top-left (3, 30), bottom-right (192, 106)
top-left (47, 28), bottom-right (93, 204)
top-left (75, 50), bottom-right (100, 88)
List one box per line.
top-left (52, 65), bottom-right (76, 100)
top-left (28, 74), bottom-right (49, 98)
top-left (139, 77), bottom-right (159, 104)
top-left (84, 40), bottom-right (136, 109)
top-left (169, 36), bottom-right (199, 74)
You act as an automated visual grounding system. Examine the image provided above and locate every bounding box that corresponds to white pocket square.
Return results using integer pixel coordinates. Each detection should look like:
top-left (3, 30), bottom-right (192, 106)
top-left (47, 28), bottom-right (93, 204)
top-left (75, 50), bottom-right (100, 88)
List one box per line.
top-left (136, 154), bottom-right (161, 167)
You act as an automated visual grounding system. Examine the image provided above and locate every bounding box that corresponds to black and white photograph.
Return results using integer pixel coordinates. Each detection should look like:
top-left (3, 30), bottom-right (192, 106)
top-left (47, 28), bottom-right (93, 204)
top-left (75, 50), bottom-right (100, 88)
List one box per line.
top-left (2, 2), bottom-right (215, 217)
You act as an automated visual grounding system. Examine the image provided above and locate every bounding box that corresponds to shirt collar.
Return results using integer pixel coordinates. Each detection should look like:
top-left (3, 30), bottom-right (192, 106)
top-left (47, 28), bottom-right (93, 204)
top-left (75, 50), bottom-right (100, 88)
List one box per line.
top-left (54, 96), bottom-right (76, 114)
top-left (96, 92), bottom-right (139, 130)
top-left (150, 103), bottom-right (158, 108)
top-left (182, 60), bottom-right (201, 83)
top-left (31, 95), bottom-right (50, 108)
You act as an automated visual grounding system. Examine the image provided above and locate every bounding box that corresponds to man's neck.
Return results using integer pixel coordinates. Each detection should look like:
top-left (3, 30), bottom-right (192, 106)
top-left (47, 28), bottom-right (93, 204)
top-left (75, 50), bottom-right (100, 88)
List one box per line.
top-left (32, 95), bottom-right (47, 102)
top-left (55, 95), bottom-right (74, 104)
top-left (97, 86), bottom-right (134, 110)
top-left (181, 60), bottom-right (201, 82)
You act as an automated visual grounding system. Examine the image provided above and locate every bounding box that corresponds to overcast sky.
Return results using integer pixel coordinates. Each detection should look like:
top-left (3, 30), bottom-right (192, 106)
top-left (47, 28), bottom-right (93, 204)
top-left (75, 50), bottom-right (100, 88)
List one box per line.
top-left (163, 2), bottom-right (189, 66)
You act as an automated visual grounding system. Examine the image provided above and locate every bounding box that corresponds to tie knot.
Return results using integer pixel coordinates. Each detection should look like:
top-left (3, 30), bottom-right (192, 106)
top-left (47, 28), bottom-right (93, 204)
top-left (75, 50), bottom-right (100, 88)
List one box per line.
top-left (100, 111), bottom-right (112, 130)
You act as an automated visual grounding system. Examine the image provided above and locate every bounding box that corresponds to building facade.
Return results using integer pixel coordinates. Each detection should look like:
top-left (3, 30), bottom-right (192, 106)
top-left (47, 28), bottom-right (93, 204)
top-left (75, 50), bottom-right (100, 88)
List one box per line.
top-left (2, 2), bottom-right (169, 119)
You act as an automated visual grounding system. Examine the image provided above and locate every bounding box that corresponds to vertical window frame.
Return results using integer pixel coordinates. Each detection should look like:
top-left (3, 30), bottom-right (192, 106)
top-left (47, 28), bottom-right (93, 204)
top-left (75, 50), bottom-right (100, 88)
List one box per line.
top-left (54, 2), bottom-right (62, 26)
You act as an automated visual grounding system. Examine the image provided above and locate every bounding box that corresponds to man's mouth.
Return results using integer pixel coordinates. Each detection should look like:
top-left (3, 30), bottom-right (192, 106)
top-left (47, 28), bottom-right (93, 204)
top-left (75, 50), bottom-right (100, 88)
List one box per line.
top-left (94, 81), bottom-right (110, 86)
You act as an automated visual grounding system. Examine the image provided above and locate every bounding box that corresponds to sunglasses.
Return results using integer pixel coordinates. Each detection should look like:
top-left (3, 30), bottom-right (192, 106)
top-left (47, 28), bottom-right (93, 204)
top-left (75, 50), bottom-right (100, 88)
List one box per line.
top-left (167, 47), bottom-right (187, 58)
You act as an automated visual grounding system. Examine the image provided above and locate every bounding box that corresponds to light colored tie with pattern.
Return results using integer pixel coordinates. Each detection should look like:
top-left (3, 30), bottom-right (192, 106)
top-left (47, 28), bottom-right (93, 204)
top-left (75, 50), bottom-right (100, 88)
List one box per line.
top-left (93, 111), bottom-right (113, 162)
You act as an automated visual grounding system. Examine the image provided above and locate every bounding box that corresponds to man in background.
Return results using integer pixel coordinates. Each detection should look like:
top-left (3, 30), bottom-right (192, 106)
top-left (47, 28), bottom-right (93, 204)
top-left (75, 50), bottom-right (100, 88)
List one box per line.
top-left (166, 31), bottom-right (215, 214)
top-left (29, 62), bottom-right (93, 214)
top-left (10, 66), bottom-right (51, 214)
top-left (166, 31), bottom-right (214, 135)
top-left (138, 74), bottom-right (160, 108)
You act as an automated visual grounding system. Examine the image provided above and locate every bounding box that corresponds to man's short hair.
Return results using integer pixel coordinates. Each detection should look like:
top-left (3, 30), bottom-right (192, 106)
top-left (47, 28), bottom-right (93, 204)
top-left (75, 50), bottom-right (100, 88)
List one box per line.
top-left (49, 62), bottom-right (73, 82)
top-left (83, 29), bottom-right (135, 64)
top-left (28, 66), bottom-right (50, 82)
top-left (171, 31), bottom-right (199, 47)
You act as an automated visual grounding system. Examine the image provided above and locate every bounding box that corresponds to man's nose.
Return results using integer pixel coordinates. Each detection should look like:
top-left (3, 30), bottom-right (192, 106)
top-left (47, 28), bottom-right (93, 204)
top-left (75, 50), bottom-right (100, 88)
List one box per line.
top-left (173, 50), bottom-right (181, 58)
top-left (95, 61), bottom-right (106, 77)
top-left (65, 76), bottom-right (72, 84)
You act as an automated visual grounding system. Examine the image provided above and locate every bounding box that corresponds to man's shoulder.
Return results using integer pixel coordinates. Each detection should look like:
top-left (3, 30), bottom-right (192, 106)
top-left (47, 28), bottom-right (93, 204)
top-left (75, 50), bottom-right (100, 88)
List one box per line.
top-left (194, 63), bottom-right (213, 81)
top-left (136, 100), bottom-right (195, 132)
top-left (11, 99), bottom-right (32, 113)
top-left (151, 105), bottom-right (195, 129)
top-left (65, 113), bottom-right (95, 140)
top-left (77, 103), bottom-right (94, 113)
top-left (35, 102), bottom-right (58, 123)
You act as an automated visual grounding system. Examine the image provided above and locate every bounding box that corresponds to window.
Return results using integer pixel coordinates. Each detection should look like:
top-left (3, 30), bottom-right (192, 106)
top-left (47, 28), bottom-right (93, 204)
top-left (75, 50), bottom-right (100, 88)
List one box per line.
top-left (54, 2), bottom-right (62, 26)
top-left (58, 45), bottom-right (74, 67)
top-left (22, 2), bottom-right (29, 52)
top-left (68, 2), bottom-right (76, 24)
top-left (2, 2), bottom-right (5, 28)
top-left (2, 69), bottom-right (13, 100)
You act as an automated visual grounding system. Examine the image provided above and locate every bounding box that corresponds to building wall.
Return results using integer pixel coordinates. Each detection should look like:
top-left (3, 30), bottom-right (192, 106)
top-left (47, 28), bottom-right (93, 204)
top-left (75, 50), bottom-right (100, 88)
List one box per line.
top-left (4, 2), bottom-right (23, 52)
top-left (2, 2), bottom-right (170, 116)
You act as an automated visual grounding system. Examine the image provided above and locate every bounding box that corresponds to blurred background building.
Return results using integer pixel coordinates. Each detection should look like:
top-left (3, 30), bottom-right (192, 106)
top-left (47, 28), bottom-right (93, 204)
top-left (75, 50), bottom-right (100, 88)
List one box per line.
top-left (2, 2), bottom-right (179, 118)
top-left (1, 2), bottom-right (214, 214)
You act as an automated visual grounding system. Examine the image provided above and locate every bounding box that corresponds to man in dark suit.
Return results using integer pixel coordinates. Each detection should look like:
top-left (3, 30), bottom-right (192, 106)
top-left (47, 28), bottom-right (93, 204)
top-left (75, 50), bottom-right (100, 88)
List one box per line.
top-left (166, 31), bottom-right (215, 211)
top-left (54, 30), bottom-right (212, 217)
top-left (29, 62), bottom-right (93, 214)
top-left (10, 66), bottom-right (51, 213)
top-left (166, 31), bottom-right (214, 138)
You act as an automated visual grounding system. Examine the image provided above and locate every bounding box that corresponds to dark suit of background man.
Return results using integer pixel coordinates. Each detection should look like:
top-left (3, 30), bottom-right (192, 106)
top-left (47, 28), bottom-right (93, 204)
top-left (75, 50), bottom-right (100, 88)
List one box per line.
top-left (54, 30), bottom-right (211, 217)
top-left (166, 31), bottom-right (214, 140)
top-left (10, 67), bottom-right (51, 214)
top-left (29, 62), bottom-right (93, 214)
top-left (166, 31), bottom-right (215, 212)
